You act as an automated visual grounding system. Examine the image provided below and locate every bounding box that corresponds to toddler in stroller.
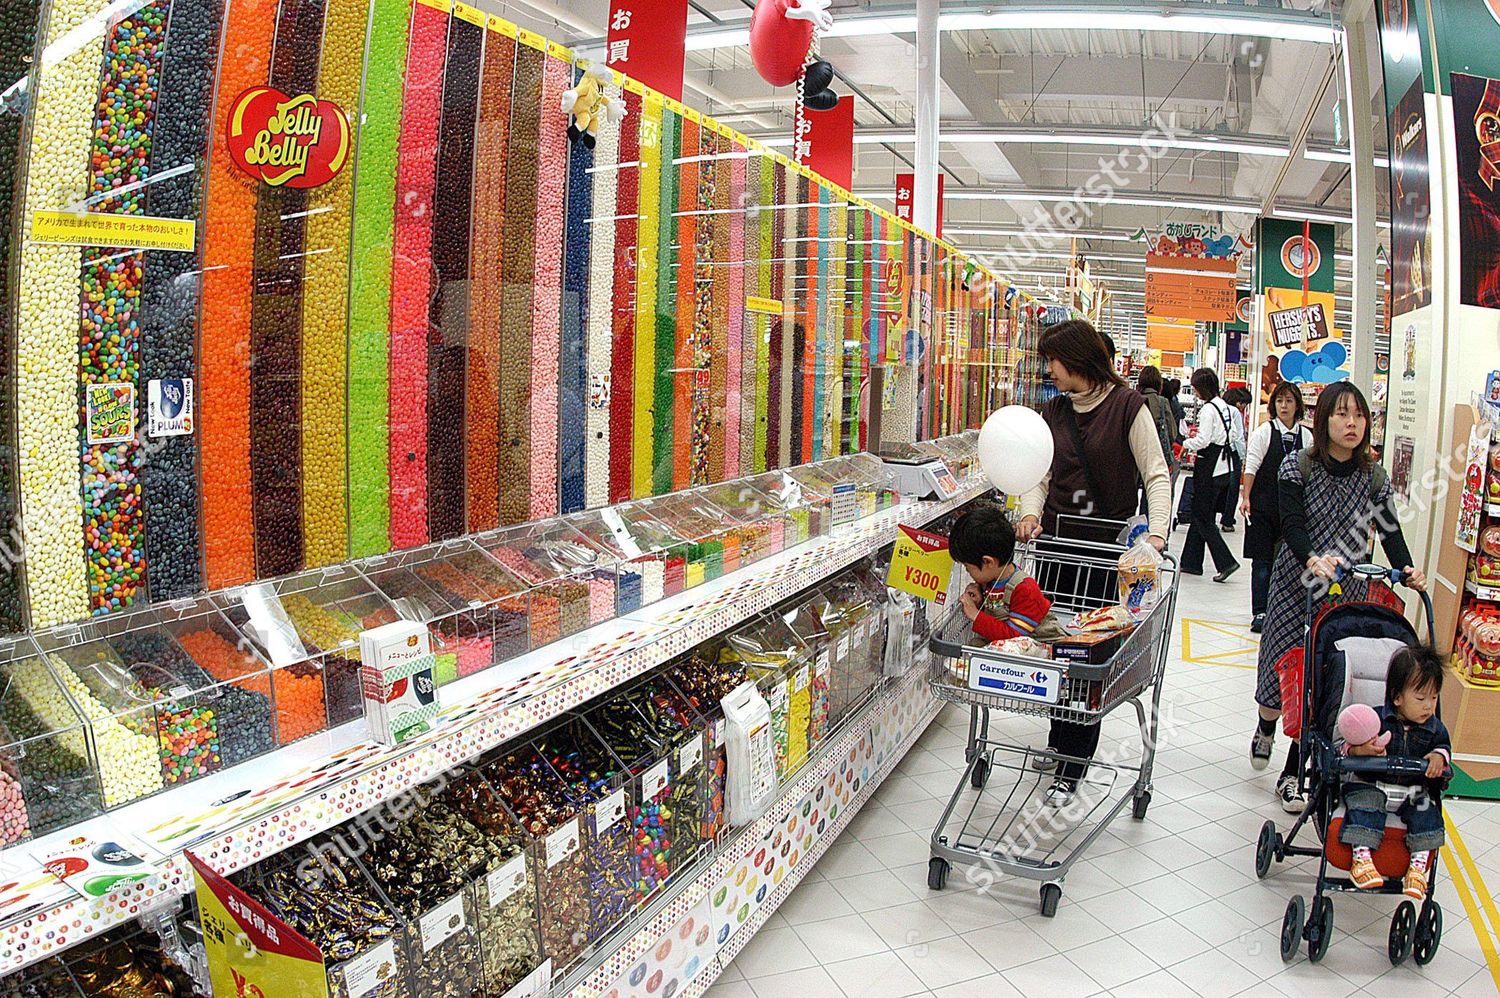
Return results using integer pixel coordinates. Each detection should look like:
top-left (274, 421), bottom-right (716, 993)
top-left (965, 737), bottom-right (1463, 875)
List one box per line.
top-left (1254, 568), bottom-right (1448, 966)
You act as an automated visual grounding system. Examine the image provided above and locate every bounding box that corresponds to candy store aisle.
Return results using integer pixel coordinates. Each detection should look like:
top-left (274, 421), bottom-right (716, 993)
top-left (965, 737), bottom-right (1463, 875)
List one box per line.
top-left (709, 566), bottom-right (1500, 997)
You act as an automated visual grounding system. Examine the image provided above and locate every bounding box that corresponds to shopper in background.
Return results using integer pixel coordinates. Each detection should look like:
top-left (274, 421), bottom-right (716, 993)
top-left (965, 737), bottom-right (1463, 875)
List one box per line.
top-left (1251, 381), bottom-right (1427, 812)
top-left (1016, 320), bottom-right (1171, 807)
top-left (1218, 388), bottom-right (1251, 532)
top-left (1136, 366), bottom-right (1181, 525)
top-left (1163, 377), bottom-right (1188, 436)
top-left (1179, 368), bottom-right (1241, 582)
top-left (1238, 381), bottom-right (1306, 633)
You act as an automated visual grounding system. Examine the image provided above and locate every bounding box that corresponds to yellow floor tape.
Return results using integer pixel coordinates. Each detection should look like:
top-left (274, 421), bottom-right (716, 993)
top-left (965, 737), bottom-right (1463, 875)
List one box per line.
top-left (1444, 814), bottom-right (1500, 989)
top-left (1179, 617), bottom-right (1258, 669)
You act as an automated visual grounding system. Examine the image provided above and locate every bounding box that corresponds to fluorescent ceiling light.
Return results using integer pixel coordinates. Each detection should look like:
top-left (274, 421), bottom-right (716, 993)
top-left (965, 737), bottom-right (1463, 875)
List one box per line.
top-left (684, 7), bottom-right (1337, 51)
top-left (946, 226), bottom-right (1141, 243)
top-left (862, 188), bottom-right (1256, 213)
top-left (756, 129), bottom-right (1287, 158)
top-left (1304, 147), bottom-right (1391, 169)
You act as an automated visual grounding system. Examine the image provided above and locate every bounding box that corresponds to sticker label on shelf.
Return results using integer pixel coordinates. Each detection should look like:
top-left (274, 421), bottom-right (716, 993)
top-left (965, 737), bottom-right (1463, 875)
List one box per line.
top-left (746, 295), bottom-right (783, 315)
top-left (598, 787), bottom-right (627, 832)
top-left (30, 210), bottom-right (196, 252)
top-left (343, 939), bottom-right (398, 998)
top-left (84, 382), bottom-right (135, 445)
top-left (816, 649), bottom-right (831, 678)
top-left (794, 664), bottom-right (810, 692)
top-left (641, 757), bottom-right (671, 798)
top-left (486, 854), bottom-right (528, 907)
top-left (679, 732), bottom-right (703, 774)
top-left (419, 892), bottom-right (468, 952)
top-left (453, 2), bottom-right (483, 24)
top-left (546, 818), bottom-right (580, 867)
top-left (146, 378), bottom-right (193, 437)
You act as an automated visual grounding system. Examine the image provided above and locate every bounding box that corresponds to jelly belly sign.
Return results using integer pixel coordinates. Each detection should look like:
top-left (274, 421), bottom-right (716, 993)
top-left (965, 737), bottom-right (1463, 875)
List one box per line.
top-left (187, 851), bottom-right (328, 997)
top-left (227, 88), bottom-right (351, 188)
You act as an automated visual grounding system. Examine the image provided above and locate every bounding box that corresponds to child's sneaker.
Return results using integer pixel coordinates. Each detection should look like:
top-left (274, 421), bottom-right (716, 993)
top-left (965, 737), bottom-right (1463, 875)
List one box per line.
top-left (1404, 864), bottom-right (1429, 899)
top-left (1350, 854), bottom-right (1383, 889)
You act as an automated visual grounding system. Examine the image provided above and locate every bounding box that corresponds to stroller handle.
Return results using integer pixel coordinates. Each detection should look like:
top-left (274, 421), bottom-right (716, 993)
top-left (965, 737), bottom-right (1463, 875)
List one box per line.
top-left (1301, 563), bottom-right (1437, 645)
top-left (1338, 755), bottom-right (1449, 782)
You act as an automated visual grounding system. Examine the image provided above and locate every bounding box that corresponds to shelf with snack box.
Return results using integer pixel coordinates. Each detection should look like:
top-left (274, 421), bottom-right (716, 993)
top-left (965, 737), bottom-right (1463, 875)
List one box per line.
top-left (0, 474), bottom-right (990, 976)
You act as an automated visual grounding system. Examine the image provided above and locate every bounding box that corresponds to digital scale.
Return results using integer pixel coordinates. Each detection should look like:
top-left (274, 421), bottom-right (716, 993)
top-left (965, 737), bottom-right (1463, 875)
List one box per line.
top-left (879, 445), bottom-right (962, 501)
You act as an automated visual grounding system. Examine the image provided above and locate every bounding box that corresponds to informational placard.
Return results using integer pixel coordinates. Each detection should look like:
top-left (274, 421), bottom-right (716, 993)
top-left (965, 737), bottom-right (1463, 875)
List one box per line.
top-left (546, 818), bottom-right (581, 868)
top-left (419, 892), bottom-right (468, 952)
top-left (1456, 421), bottom-right (1492, 553)
top-left (641, 757), bottom-right (671, 799)
top-left (967, 654), bottom-right (1061, 703)
top-left (794, 95), bottom-right (854, 189)
top-left (745, 296), bottom-right (783, 315)
top-left (30, 210), bottom-right (196, 252)
top-left (84, 383), bottom-right (134, 445)
top-left (146, 377), bottom-right (194, 436)
top-left (886, 524), bottom-right (954, 603)
top-left (186, 851), bottom-right (328, 998)
top-left (37, 834), bottom-right (159, 899)
top-left (830, 482), bottom-right (857, 528)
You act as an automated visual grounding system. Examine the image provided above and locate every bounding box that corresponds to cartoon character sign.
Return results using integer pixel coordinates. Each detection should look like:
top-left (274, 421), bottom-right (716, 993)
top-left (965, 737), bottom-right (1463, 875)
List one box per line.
top-left (1276, 340), bottom-right (1350, 385)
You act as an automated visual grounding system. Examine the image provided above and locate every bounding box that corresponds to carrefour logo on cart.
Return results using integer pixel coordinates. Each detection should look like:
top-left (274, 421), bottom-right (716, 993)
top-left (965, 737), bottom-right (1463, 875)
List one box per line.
top-left (226, 87), bottom-right (351, 189)
top-left (968, 656), bottom-right (1060, 703)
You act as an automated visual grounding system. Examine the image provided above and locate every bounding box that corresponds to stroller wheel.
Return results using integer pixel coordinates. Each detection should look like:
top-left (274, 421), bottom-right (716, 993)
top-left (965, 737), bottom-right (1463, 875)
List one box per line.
top-left (1413, 899), bottom-right (1442, 966)
top-left (1388, 900), bottom-right (1415, 965)
top-left (1280, 895), bottom-right (1305, 962)
top-left (1256, 820), bottom-right (1280, 879)
top-left (1307, 896), bottom-right (1334, 963)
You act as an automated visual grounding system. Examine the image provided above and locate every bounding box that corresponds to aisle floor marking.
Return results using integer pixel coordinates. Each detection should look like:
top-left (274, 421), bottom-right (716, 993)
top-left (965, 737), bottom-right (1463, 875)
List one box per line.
top-left (1445, 813), bottom-right (1500, 990)
top-left (1179, 617), bottom-right (1258, 669)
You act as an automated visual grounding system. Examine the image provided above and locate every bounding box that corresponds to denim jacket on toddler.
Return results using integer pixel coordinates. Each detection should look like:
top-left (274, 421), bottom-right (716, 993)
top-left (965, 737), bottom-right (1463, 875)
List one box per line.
top-left (1368, 705), bottom-right (1452, 786)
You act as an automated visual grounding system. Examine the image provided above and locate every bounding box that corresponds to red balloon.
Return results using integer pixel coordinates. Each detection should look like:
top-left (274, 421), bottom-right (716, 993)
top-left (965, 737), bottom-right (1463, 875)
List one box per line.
top-left (750, 0), bottom-right (814, 88)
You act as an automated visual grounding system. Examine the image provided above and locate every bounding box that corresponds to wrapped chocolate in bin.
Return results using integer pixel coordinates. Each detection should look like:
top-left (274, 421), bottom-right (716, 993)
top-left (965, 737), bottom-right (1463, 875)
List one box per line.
top-left (626, 674), bottom-right (718, 857)
top-left (47, 917), bottom-right (199, 997)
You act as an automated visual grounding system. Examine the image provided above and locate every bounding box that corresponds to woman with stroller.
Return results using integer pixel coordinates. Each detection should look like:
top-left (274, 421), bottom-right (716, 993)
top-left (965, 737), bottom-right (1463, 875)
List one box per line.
top-left (1251, 381), bottom-right (1427, 812)
top-left (1016, 319), bottom-right (1172, 806)
top-left (1238, 381), bottom-right (1306, 634)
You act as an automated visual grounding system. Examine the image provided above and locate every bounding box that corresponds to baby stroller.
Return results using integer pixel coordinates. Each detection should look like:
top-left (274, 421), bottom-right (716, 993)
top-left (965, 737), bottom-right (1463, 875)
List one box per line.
top-left (1252, 564), bottom-right (1446, 966)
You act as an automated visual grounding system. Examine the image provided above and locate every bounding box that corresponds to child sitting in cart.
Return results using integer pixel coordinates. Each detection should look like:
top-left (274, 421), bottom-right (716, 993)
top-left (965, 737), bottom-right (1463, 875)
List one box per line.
top-left (1340, 645), bottom-right (1450, 898)
top-left (950, 504), bottom-right (1061, 642)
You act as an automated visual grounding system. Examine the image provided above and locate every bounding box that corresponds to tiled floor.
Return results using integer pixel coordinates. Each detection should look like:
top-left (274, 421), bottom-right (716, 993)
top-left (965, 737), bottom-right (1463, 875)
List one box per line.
top-left (709, 545), bottom-right (1500, 997)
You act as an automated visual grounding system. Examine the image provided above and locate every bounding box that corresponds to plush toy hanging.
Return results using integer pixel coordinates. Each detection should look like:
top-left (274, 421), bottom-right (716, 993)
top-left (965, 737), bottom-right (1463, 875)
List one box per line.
top-left (749, 0), bottom-right (839, 109)
top-left (562, 64), bottom-right (626, 149)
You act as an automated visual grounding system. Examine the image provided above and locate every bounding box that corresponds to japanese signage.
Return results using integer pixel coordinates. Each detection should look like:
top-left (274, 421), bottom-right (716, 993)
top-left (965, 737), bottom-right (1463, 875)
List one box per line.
top-left (29, 210), bottom-right (195, 252)
top-left (886, 524), bottom-right (954, 603)
top-left (1145, 222), bottom-right (1242, 259)
top-left (1143, 254), bottom-right (1238, 321)
top-left (606, 0), bottom-right (689, 101)
top-left (227, 88), bottom-right (351, 188)
top-left (794, 95), bottom-right (854, 189)
top-left (187, 851), bottom-right (328, 998)
top-left (894, 172), bottom-right (943, 238)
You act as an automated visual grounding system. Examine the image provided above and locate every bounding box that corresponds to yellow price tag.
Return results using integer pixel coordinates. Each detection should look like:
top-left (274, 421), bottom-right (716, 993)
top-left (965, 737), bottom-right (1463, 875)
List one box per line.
top-left (887, 525), bottom-right (954, 603)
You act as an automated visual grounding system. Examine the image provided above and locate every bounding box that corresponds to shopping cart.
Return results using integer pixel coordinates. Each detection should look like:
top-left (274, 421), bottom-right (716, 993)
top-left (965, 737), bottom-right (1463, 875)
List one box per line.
top-left (923, 525), bottom-right (1178, 916)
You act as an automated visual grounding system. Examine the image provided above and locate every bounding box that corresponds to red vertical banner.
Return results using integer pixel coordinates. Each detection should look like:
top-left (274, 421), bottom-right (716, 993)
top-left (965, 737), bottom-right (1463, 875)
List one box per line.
top-left (794, 95), bottom-right (855, 189)
top-left (606, 0), bottom-right (689, 101)
top-left (895, 172), bottom-right (944, 238)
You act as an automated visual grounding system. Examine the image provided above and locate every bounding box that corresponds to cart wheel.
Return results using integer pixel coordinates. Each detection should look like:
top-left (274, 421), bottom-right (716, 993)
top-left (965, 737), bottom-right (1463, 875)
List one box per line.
top-left (1131, 790), bottom-right (1151, 820)
top-left (927, 857), bottom-right (950, 891)
top-left (970, 758), bottom-right (990, 790)
top-left (1255, 821), bottom-right (1279, 879)
top-left (1413, 899), bottom-right (1442, 966)
top-left (1388, 900), bottom-right (1415, 965)
top-left (1307, 896), bottom-right (1334, 963)
top-left (1039, 883), bottom-right (1062, 918)
top-left (1280, 895), bottom-right (1305, 962)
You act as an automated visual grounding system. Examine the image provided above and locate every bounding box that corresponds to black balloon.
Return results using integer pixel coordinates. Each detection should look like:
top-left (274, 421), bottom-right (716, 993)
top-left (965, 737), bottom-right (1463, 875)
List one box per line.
top-left (805, 89), bottom-right (840, 111)
top-left (803, 59), bottom-right (834, 95)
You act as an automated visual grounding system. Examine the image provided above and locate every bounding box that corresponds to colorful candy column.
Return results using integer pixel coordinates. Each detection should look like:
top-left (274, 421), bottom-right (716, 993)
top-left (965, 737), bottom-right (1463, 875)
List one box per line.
top-left (721, 137), bottom-right (744, 482)
top-left (810, 185), bottom-right (830, 462)
top-left (388, 0), bottom-right (450, 544)
top-left (346, 0), bottom-right (411, 558)
top-left (138, 0), bottom-right (224, 603)
top-left (0, 0), bottom-right (42, 630)
top-left (583, 71), bottom-right (623, 510)
top-left (608, 86), bottom-right (643, 506)
top-left (298, 0), bottom-right (368, 568)
top-left (826, 198), bottom-right (847, 456)
top-left (528, 42), bottom-right (570, 519)
top-left (628, 92), bottom-right (661, 500)
top-left (763, 160), bottom-right (785, 472)
top-left (75, 0), bottom-right (169, 618)
top-left (465, 15), bottom-right (514, 532)
top-left (558, 65), bottom-right (594, 515)
top-left (426, 2), bottom-right (483, 540)
top-left (750, 154), bottom-right (773, 475)
top-left (665, 111), bottom-right (694, 495)
top-left (689, 126), bottom-right (715, 488)
top-left (498, 32), bottom-right (542, 523)
top-left (198, 0), bottom-right (275, 590)
top-left (646, 104), bottom-right (680, 497)
top-left (709, 128), bottom-right (734, 484)
top-left (13, 0), bottom-right (111, 626)
top-left (845, 207), bottom-right (864, 455)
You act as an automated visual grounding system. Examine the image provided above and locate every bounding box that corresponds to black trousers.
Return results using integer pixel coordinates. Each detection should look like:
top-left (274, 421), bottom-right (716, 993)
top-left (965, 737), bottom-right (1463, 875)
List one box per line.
top-left (1181, 472), bottom-right (1237, 574)
top-left (1034, 536), bottom-right (1117, 784)
top-left (1220, 456), bottom-right (1241, 527)
top-left (1252, 557), bottom-right (1273, 616)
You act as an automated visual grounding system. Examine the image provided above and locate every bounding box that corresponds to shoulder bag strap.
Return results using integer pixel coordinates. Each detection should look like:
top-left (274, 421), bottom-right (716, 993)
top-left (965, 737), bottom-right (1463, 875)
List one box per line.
top-left (1060, 397), bottom-right (1105, 511)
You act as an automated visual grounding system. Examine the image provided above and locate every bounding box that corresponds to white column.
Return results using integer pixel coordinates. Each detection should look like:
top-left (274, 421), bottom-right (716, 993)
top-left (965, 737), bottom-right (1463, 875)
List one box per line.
top-left (1342, 7), bottom-right (1379, 389)
top-left (914, 0), bottom-right (940, 233)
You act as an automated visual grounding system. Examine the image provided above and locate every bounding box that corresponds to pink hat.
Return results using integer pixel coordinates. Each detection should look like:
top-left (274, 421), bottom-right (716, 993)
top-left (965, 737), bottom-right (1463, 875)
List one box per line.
top-left (1337, 703), bottom-right (1392, 750)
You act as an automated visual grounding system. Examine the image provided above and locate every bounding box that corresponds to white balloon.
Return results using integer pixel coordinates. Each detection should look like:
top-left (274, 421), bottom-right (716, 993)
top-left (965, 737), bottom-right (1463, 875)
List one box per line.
top-left (977, 405), bottom-right (1054, 495)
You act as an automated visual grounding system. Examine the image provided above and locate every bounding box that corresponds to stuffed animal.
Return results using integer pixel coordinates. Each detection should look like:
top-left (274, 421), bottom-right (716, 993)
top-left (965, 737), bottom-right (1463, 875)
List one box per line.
top-left (1337, 703), bottom-right (1392, 753)
top-left (561, 64), bottom-right (625, 149)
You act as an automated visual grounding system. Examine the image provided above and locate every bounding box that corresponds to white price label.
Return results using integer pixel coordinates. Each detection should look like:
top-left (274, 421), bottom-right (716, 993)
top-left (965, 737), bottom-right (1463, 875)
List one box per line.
top-left (769, 680), bottom-right (789, 710)
top-left (816, 650), bottom-right (831, 677)
top-left (837, 634), bottom-right (851, 660)
top-left (679, 732), bottom-right (703, 774)
top-left (641, 757), bottom-right (671, 799)
top-left (486, 855), bottom-right (528, 907)
top-left (546, 818), bottom-right (580, 868)
top-left (597, 787), bottom-right (627, 831)
top-left (419, 893), bottom-right (468, 952)
top-left (713, 718), bottom-right (726, 748)
top-left (342, 939), bottom-right (398, 998)
top-left (794, 665), bottom-right (810, 692)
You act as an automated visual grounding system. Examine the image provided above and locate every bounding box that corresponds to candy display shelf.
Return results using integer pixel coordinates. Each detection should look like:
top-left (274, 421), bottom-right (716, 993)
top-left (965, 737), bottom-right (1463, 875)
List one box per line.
top-left (1466, 577), bottom-right (1500, 603)
top-left (0, 476), bottom-right (988, 976)
top-left (570, 652), bottom-right (942, 998)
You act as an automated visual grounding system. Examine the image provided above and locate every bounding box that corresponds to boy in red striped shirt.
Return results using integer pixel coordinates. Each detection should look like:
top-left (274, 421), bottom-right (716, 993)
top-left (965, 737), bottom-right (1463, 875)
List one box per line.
top-left (950, 504), bottom-right (1054, 642)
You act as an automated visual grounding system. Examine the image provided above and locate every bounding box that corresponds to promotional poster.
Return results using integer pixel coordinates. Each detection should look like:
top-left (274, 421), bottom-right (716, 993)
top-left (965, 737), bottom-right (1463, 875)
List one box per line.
top-left (1389, 76), bottom-right (1433, 314)
top-left (1453, 72), bottom-right (1500, 310)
